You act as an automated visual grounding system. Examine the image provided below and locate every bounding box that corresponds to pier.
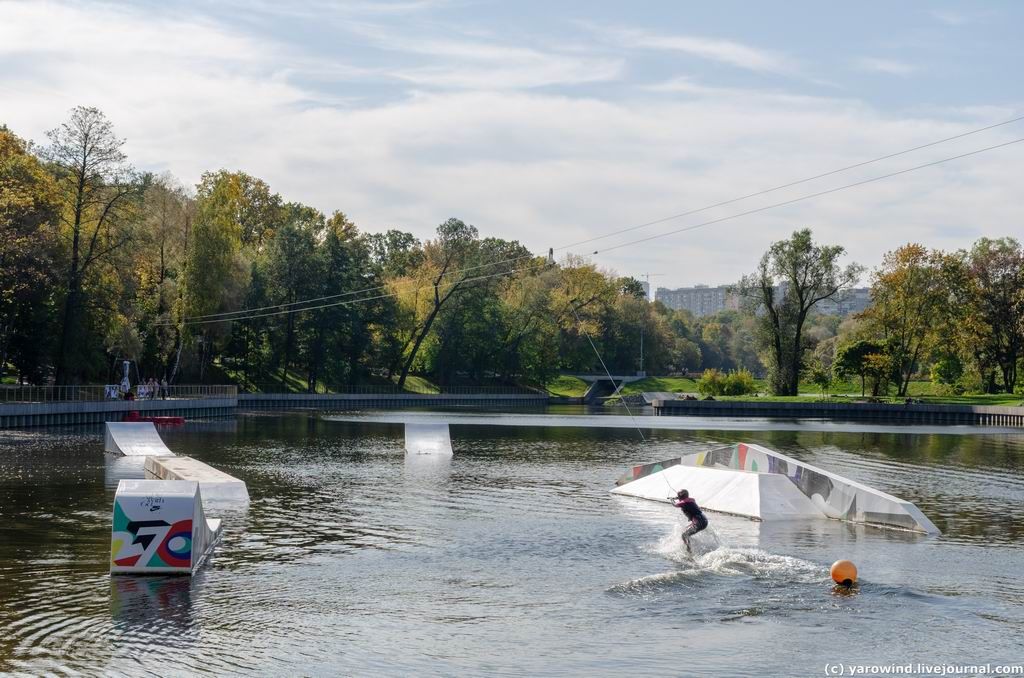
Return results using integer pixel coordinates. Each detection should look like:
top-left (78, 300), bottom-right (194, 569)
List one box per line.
top-left (651, 398), bottom-right (1024, 427)
top-left (0, 384), bottom-right (548, 429)
top-left (0, 385), bottom-right (237, 429)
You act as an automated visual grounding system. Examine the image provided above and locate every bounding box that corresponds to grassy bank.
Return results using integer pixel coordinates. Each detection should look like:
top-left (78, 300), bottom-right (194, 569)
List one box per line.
top-left (605, 374), bottom-right (1022, 408)
top-left (545, 375), bottom-right (589, 398)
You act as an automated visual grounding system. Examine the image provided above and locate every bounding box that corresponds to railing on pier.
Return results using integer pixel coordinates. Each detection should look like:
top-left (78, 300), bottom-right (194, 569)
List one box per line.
top-left (0, 385), bottom-right (237, 403)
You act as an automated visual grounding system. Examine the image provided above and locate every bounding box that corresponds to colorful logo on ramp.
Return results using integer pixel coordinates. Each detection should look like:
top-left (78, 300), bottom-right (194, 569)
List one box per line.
top-left (111, 498), bottom-right (193, 570)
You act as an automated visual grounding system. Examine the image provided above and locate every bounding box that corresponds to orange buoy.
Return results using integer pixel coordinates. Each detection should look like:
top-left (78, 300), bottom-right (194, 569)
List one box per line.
top-left (830, 559), bottom-right (858, 586)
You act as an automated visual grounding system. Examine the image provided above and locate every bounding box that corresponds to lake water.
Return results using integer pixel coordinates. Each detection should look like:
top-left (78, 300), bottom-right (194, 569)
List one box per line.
top-left (2, 408), bottom-right (1023, 676)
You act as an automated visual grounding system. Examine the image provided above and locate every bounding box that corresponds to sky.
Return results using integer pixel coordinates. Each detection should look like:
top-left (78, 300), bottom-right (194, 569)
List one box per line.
top-left (1, 0), bottom-right (1022, 289)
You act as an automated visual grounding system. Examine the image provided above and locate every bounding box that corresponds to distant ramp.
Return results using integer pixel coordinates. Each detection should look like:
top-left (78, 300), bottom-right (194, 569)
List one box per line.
top-left (105, 422), bottom-right (176, 457)
top-left (404, 423), bottom-right (453, 455)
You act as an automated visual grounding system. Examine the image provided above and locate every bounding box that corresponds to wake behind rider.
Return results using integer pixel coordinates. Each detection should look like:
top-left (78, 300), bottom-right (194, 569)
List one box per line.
top-left (671, 489), bottom-right (709, 552)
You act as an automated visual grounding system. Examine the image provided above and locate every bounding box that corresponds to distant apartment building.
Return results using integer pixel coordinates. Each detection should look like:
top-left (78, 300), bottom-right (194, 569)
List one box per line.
top-left (814, 287), bottom-right (871, 316)
top-left (655, 284), bottom-right (871, 318)
top-left (640, 280), bottom-right (650, 300)
top-left (654, 284), bottom-right (739, 318)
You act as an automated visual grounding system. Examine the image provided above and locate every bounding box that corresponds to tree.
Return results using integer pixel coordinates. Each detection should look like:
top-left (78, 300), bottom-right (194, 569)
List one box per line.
top-left (809, 364), bottom-right (832, 398)
top-left (394, 218), bottom-right (482, 388)
top-left (962, 238), bottom-right (1024, 393)
top-left (862, 352), bottom-right (893, 397)
top-left (135, 175), bottom-right (192, 379)
top-left (0, 127), bottom-right (60, 382)
top-left (265, 203), bottom-right (322, 387)
top-left (863, 244), bottom-right (952, 396)
top-left (618, 276), bottom-right (646, 299)
top-left (833, 339), bottom-right (886, 396)
top-left (44, 107), bottom-right (145, 383)
top-left (195, 170), bottom-right (282, 251)
top-left (930, 355), bottom-right (963, 392)
top-left (181, 171), bottom-right (255, 380)
top-left (739, 229), bottom-right (862, 395)
top-left (367, 229), bottom-right (423, 277)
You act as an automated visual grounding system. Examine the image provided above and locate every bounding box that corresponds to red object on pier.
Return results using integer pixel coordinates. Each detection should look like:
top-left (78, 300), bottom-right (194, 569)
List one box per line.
top-left (122, 411), bottom-right (185, 425)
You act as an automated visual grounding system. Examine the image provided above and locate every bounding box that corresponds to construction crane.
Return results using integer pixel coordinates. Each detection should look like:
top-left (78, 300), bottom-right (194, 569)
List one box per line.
top-left (638, 273), bottom-right (664, 374)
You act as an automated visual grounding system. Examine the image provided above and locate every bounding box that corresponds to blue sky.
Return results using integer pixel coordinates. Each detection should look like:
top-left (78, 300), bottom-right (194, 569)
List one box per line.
top-left (1, 0), bottom-right (1021, 288)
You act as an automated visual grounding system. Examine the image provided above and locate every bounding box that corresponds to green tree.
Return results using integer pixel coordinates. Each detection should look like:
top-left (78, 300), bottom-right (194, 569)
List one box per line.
top-left (44, 107), bottom-right (146, 383)
top-left (739, 229), bottom-right (863, 395)
top-left (394, 218), bottom-right (483, 388)
top-left (962, 238), bottom-right (1024, 393)
top-left (930, 355), bottom-right (964, 393)
top-left (833, 339), bottom-right (886, 396)
top-left (0, 127), bottom-right (60, 382)
top-left (863, 244), bottom-right (953, 396)
top-left (181, 171), bottom-right (255, 380)
top-left (809, 364), bottom-right (832, 398)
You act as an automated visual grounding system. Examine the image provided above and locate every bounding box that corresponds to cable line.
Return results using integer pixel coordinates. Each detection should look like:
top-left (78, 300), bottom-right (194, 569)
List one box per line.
top-left (594, 136), bottom-right (1024, 254)
top-left (555, 112), bottom-right (1024, 252)
top-left (171, 120), bottom-right (1024, 324)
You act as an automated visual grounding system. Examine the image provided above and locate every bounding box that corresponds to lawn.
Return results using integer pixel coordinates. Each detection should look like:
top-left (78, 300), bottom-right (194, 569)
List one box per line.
top-left (399, 375), bottom-right (441, 394)
top-left (717, 393), bottom-right (1023, 407)
top-left (215, 361), bottom-right (443, 394)
top-left (545, 375), bottom-right (589, 398)
top-left (616, 376), bottom-right (701, 396)
top-left (605, 374), bottom-right (1023, 408)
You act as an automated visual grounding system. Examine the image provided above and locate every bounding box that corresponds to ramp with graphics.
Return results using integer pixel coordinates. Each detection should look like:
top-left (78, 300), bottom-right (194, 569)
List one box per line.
top-left (104, 422), bottom-right (175, 457)
top-left (613, 442), bottom-right (940, 534)
top-left (612, 464), bottom-right (823, 520)
top-left (404, 423), bottom-right (453, 455)
top-left (144, 456), bottom-right (250, 503)
top-left (110, 479), bottom-right (222, 575)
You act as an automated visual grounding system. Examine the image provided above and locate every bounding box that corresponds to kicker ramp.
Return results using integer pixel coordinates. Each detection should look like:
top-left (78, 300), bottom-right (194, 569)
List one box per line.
top-left (110, 479), bottom-right (222, 575)
top-left (613, 442), bottom-right (939, 534)
top-left (404, 423), bottom-right (453, 455)
top-left (144, 456), bottom-right (250, 503)
top-left (105, 422), bottom-right (175, 457)
top-left (612, 464), bottom-right (823, 520)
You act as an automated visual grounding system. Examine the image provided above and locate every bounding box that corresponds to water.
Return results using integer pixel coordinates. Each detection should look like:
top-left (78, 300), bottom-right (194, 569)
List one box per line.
top-left (2, 409), bottom-right (1024, 676)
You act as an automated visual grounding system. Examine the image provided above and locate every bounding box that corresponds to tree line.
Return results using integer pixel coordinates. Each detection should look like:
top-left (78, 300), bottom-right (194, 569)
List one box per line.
top-left (1, 108), bottom-right (1021, 396)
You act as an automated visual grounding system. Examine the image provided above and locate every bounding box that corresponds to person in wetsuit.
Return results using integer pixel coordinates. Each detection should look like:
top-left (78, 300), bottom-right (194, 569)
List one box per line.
top-left (672, 489), bottom-right (708, 552)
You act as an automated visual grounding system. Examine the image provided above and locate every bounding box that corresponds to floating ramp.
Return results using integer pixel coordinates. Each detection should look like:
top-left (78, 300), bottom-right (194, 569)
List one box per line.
top-left (110, 479), bottom-right (222, 575)
top-left (404, 423), bottom-right (453, 455)
top-left (613, 442), bottom-right (940, 534)
top-left (105, 422), bottom-right (176, 457)
top-left (144, 456), bottom-right (250, 503)
top-left (105, 423), bottom-right (248, 575)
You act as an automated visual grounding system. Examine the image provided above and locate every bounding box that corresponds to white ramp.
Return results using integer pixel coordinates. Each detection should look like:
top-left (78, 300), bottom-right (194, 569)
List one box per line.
top-left (144, 456), bottom-right (250, 503)
top-left (111, 479), bottom-right (222, 575)
top-left (681, 443), bottom-right (940, 534)
top-left (614, 442), bottom-right (940, 534)
top-left (104, 422), bottom-right (175, 457)
top-left (404, 423), bottom-right (453, 455)
top-left (611, 465), bottom-right (823, 520)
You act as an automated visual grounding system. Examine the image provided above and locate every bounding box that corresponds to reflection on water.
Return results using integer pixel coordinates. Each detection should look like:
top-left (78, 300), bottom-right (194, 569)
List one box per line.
top-left (1, 410), bottom-right (1023, 675)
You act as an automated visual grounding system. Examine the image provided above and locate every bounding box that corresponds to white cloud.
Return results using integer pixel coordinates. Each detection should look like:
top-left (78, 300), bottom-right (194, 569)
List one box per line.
top-left (587, 24), bottom-right (798, 75)
top-left (342, 23), bottom-right (624, 89)
top-left (855, 57), bottom-right (918, 77)
top-left (2, 1), bottom-right (1021, 290)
